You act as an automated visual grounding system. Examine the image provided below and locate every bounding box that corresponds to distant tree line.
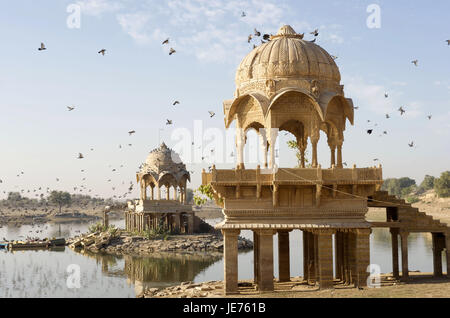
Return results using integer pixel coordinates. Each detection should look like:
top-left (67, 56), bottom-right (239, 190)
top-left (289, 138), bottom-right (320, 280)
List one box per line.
top-left (381, 171), bottom-right (450, 202)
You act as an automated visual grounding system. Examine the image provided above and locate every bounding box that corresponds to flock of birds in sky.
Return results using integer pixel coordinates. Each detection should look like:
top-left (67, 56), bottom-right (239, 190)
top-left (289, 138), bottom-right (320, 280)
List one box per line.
top-left (0, 12), bottom-right (449, 202)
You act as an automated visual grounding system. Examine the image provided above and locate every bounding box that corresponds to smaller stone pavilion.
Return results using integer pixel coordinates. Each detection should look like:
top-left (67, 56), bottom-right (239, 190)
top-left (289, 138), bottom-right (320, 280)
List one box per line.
top-left (126, 143), bottom-right (194, 234)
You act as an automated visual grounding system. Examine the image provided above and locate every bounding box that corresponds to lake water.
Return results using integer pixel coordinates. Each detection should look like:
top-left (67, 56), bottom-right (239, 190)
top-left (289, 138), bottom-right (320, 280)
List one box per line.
top-left (0, 218), bottom-right (446, 297)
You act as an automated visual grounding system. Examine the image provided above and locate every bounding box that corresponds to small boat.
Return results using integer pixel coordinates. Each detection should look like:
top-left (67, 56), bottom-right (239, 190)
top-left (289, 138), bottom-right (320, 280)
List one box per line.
top-left (50, 238), bottom-right (66, 246)
top-left (9, 241), bottom-right (50, 250)
top-left (0, 242), bottom-right (9, 249)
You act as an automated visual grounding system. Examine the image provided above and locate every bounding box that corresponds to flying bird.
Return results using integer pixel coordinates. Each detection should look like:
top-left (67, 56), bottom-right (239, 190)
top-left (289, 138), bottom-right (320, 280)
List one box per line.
top-left (373, 158), bottom-right (379, 162)
top-left (77, 153), bottom-right (84, 159)
top-left (385, 114), bottom-right (390, 119)
top-left (162, 38), bottom-right (169, 45)
top-left (173, 100), bottom-right (180, 106)
top-left (427, 115), bottom-right (432, 120)
top-left (408, 141), bottom-right (414, 148)
top-left (446, 40), bottom-right (450, 45)
top-left (367, 129), bottom-right (373, 135)
top-left (169, 48), bottom-right (176, 55)
top-left (254, 28), bottom-right (261, 37)
top-left (166, 119), bottom-right (173, 125)
top-left (248, 34), bottom-right (253, 43)
top-left (398, 107), bottom-right (406, 115)
top-left (67, 106), bottom-right (75, 111)
top-left (241, 11), bottom-right (246, 17)
top-left (208, 111), bottom-right (215, 118)
top-left (263, 34), bottom-right (271, 41)
top-left (384, 93), bottom-right (388, 98)
top-left (38, 42), bottom-right (46, 51)
top-left (128, 130), bottom-right (136, 136)
top-left (310, 29), bottom-right (319, 37)
top-left (411, 60), bottom-right (418, 67)
top-left (98, 49), bottom-right (106, 56)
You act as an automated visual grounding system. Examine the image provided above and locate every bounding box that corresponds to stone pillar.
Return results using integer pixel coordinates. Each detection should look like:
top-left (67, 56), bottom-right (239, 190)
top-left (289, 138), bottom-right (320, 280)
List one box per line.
top-left (390, 228), bottom-right (400, 279)
top-left (187, 213), bottom-right (194, 234)
top-left (311, 139), bottom-right (318, 168)
top-left (446, 235), bottom-right (450, 278)
top-left (156, 185), bottom-right (161, 200)
top-left (316, 231), bottom-right (334, 289)
top-left (150, 186), bottom-right (154, 200)
top-left (278, 230), bottom-right (290, 282)
top-left (143, 184), bottom-right (147, 200)
top-left (303, 231), bottom-right (309, 281)
top-left (400, 231), bottom-right (409, 282)
top-left (236, 128), bottom-right (245, 169)
top-left (336, 139), bottom-right (343, 168)
top-left (184, 187), bottom-right (187, 204)
top-left (334, 232), bottom-right (343, 281)
top-left (267, 129), bottom-right (278, 170)
top-left (259, 133), bottom-right (268, 168)
top-left (354, 229), bottom-right (371, 288)
top-left (174, 214), bottom-right (181, 232)
top-left (432, 233), bottom-right (443, 277)
top-left (347, 231), bottom-right (356, 285)
top-left (223, 229), bottom-right (240, 295)
top-left (253, 231), bottom-right (259, 284)
top-left (307, 231), bottom-right (316, 285)
top-left (258, 230), bottom-right (275, 292)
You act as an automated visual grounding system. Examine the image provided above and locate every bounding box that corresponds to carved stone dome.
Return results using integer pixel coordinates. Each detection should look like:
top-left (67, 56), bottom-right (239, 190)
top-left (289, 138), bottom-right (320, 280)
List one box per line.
top-left (139, 143), bottom-right (190, 184)
top-left (235, 25), bottom-right (341, 91)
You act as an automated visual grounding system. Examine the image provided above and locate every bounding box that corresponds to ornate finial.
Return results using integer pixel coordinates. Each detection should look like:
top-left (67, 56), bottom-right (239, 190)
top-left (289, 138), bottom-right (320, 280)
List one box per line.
top-left (271, 25), bottom-right (304, 40)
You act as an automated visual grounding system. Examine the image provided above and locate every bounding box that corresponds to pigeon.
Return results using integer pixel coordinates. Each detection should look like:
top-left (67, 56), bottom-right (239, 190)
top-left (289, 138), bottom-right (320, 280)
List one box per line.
top-left (38, 42), bottom-right (46, 51)
top-left (162, 38), bottom-right (169, 45)
top-left (354, 106), bottom-right (359, 110)
top-left (446, 40), bottom-right (450, 45)
top-left (411, 60), bottom-right (418, 67)
top-left (331, 55), bottom-right (338, 60)
top-left (166, 119), bottom-right (173, 125)
top-left (367, 129), bottom-right (373, 135)
top-left (310, 29), bottom-right (319, 37)
top-left (263, 34), bottom-right (271, 41)
top-left (385, 114), bottom-right (390, 119)
top-left (173, 100), bottom-right (180, 106)
top-left (98, 49), bottom-right (106, 56)
top-left (248, 34), bottom-right (253, 43)
top-left (254, 28), bottom-right (261, 37)
top-left (208, 111), bottom-right (215, 118)
top-left (427, 115), bottom-right (432, 120)
top-left (398, 107), bottom-right (406, 115)
top-left (384, 93), bottom-right (388, 98)
top-left (383, 131), bottom-right (388, 135)
top-left (241, 11), bottom-right (246, 17)
top-left (77, 153), bottom-right (84, 159)
top-left (169, 48), bottom-right (176, 55)
top-left (128, 130), bottom-right (136, 136)
top-left (408, 141), bottom-right (414, 148)
top-left (373, 158), bottom-right (379, 162)
top-left (67, 106), bottom-right (75, 111)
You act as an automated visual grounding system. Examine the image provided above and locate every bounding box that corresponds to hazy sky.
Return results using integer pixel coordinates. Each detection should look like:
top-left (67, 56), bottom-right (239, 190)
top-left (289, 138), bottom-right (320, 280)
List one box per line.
top-left (0, 0), bottom-right (449, 200)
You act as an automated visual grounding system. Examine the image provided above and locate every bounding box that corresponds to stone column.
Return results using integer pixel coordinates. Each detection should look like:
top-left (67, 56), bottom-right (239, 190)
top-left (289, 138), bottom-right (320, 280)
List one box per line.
top-left (327, 138), bottom-right (336, 168)
top-left (259, 132), bottom-right (268, 168)
top-left (307, 231), bottom-right (316, 285)
top-left (184, 187), bottom-right (187, 204)
top-left (278, 230), bottom-right (291, 282)
top-left (303, 231), bottom-right (309, 282)
top-left (432, 233), bottom-right (443, 277)
top-left (236, 127), bottom-right (245, 169)
top-left (253, 231), bottom-right (259, 284)
top-left (156, 185), bottom-right (161, 200)
top-left (347, 231), bottom-right (356, 285)
top-left (316, 230), bottom-right (334, 289)
top-left (354, 229), bottom-right (371, 288)
top-left (446, 235), bottom-right (450, 278)
top-left (336, 139), bottom-right (343, 168)
top-left (174, 214), bottom-right (181, 232)
top-left (311, 139), bottom-right (318, 168)
top-left (223, 229), bottom-right (240, 295)
top-left (267, 129), bottom-right (278, 170)
top-left (390, 228), bottom-right (400, 279)
top-left (400, 231), bottom-right (409, 282)
top-left (166, 186), bottom-right (170, 200)
top-left (150, 186), bottom-right (154, 200)
top-left (334, 232), bottom-right (343, 281)
top-left (187, 213), bottom-right (194, 234)
top-left (258, 230), bottom-right (275, 292)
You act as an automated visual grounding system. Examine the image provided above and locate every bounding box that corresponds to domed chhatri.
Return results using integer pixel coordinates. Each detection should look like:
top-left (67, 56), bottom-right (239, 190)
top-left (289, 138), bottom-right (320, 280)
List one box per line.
top-left (138, 142), bottom-right (190, 189)
top-left (126, 142), bottom-right (194, 234)
top-left (226, 25), bottom-right (354, 169)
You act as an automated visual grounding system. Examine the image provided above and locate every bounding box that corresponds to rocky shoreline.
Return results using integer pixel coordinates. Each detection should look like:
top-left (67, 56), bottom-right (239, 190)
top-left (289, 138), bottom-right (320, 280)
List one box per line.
top-left (67, 230), bottom-right (253, 256)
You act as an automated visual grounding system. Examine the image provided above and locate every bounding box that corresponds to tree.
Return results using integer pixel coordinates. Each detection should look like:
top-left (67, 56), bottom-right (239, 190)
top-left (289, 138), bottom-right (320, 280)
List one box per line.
top-left (48, 191), bottom-right (72, 214)
top-left (381, 177), bottom-right (416, 198)
top-left (287, 140), bottom-right (310, 168)
top-left (420, 175), bottom-right (435, 191)
top-left (7, 192), bottom-right (22, 201)
top-left (434, 171), bottom-right (450, 198)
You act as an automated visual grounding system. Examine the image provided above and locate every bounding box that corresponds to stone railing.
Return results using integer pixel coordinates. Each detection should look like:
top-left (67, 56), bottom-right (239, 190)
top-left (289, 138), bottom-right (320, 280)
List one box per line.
top-left (202, 165), bottom-right (383, 185)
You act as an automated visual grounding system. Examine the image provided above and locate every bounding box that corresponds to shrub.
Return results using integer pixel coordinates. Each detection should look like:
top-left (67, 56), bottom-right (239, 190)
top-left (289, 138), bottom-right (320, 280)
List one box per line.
top-left (406, 195), bottom-right (420, 204)
top-left (434, 171), bottom-right (450, 198)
